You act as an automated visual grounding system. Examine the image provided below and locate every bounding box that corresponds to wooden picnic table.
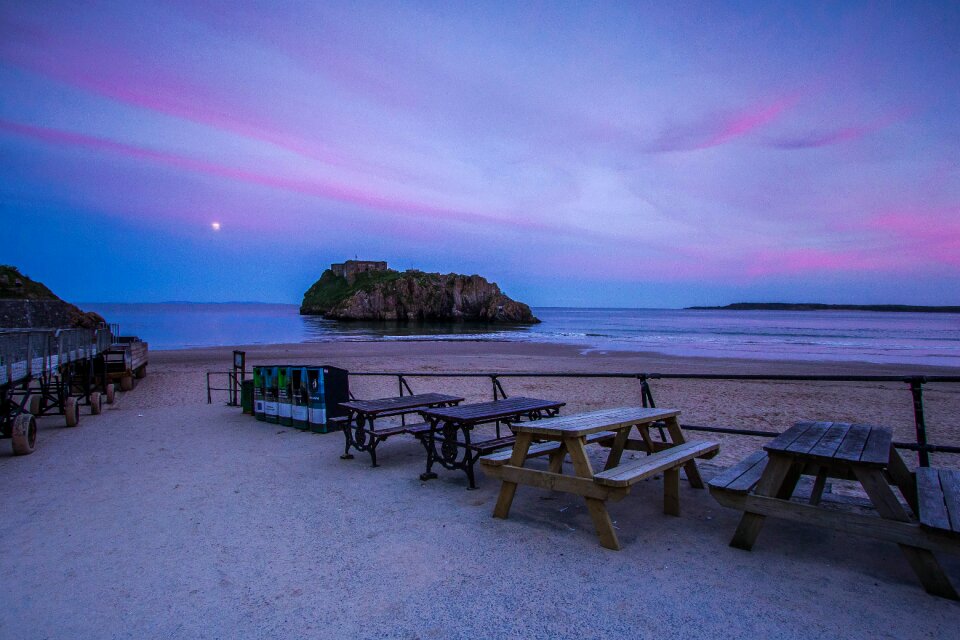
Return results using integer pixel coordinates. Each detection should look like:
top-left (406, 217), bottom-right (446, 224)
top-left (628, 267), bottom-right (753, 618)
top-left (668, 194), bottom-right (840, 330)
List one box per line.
top-left (339, 393), bottom-right (463, 467)
top-left (415, 396), bottom-right (565, 489)
top-left (481, 407), bottom-right (718, 550)
top-left (710, 421), bottom-right (959, 599)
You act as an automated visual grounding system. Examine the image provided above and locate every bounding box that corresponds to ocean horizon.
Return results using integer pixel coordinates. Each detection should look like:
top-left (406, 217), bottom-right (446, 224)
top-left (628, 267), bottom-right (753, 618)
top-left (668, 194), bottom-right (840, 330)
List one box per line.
top-left (82, 302), bottom-right (960, 367)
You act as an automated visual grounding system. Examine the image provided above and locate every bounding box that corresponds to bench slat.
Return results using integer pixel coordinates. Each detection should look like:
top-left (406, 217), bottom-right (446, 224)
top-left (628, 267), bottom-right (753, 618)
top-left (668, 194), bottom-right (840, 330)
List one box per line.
top-left (367, 424), bottom-right (409, 437)
top-left (479, 430), bottom-right (618, 467)
top-left (917, 468), bottom-right (951, 532)
top-left (708, 451), bottom-right (768, 493)
top-left (480, 441), bottom-right (561, 466)
top-left (404, 422), bottom-right (432, 436)
top-left (940, 469), bottom-right (960, 533)
top-left (594, 441), bottom-right (719, 487)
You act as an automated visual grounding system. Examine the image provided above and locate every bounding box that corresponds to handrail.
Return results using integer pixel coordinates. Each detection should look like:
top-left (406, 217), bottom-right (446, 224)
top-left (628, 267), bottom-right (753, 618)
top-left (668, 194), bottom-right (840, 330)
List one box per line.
top-left (206, 367), bottom-right (960, 466)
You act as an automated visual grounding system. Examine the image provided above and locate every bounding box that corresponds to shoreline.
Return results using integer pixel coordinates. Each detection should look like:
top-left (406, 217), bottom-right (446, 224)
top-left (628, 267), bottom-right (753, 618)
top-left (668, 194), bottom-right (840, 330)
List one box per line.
top-left (154, 339), bottom-right (960, 376)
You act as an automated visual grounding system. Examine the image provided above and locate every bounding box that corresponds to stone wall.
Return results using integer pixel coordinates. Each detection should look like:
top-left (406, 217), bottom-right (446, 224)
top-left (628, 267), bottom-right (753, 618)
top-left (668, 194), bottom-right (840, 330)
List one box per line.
top-left (330, 260), bottom-right (388, 284)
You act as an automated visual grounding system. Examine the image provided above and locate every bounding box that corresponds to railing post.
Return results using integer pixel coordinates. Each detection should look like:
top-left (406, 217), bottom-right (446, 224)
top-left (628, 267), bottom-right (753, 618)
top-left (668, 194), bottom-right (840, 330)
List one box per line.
top-left (910, 377), bottom-right (930, 467)
top-left (206, 372), bottom-right (212, 404)
top-left (491, 375), bottom-right (498, 400)
top-left (398, 375), bottom-right (405, 397)
top-left (638, 375), bottom-right (655, 408)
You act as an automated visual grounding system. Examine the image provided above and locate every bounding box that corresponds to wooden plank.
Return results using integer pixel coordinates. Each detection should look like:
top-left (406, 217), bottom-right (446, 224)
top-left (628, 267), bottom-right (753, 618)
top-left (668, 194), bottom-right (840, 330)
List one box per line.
top-left (603, 426), bottom-right (632, 470)
top-left (833, 423), bottom-right (872, 463)
top-left (482, 463), bottom-right (623, 501)
top-left (729, 454), bottom-right (794, 551)
top-left (939, 469), bottom-right (960, 533)
top-left (565, 436), bottom-right (620, 550)
top-left (764, 422), bottom-right (815, 454)
top-left (711, 491), bottom-right (960, 556)
top-left (809, 468), bottom-right (828, 506)
top-left (726, 455), bottom-right (769, 494)
top-left (763, 422), bottom-right (815, 451)
top-left (480, 441), bottom-right (561, 466)
top-left (593, 441), bottom-right (719, 487)
top-left (420, 396), bottom-right (562, 422)
top-left (859, 426), bottom-right (894, 467)
top-left (708, 451), bottom-right (768, 491)
top-left (514, 407), bottom-right (681, 437)
top-left (491, 432), bottom-right (533, 519)
top-left (783, 421), bottom-right (831, 456)
top-left (663, 468), bottom-right (680, 516)
top-left (916, 468), bottom-right (951, 531)
top-left (661, 416), bottom-right (706, 488)
top-left (341, 393), bottom-right (462, 414)
top-left (807, 423), bottom-right (851, 459)
top-left (888, 448), bottom-right (918, 515)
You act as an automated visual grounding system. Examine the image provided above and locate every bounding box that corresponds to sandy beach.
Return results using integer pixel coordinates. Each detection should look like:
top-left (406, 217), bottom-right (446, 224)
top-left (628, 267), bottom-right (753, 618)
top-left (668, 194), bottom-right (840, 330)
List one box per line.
top-left (2, 340), bottom-right (959, 638)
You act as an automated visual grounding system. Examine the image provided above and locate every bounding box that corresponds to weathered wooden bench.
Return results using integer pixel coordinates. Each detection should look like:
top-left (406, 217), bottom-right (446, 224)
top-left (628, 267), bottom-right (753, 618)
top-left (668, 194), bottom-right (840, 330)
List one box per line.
top-left (917, 467), bottom-right (960, 536)
top-left (593, 440), bottom-right (719, 515)
top-left (707, 450), bottom-right (769, 496)
top-left (710, 423), bottom-right (960, 599)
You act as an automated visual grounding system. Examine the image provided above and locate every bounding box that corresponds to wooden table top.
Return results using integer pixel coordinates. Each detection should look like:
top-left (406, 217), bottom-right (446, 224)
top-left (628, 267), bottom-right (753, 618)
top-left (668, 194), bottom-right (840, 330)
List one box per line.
top-left (419, 396), bottom-right (564, 425)
top-left (764, 421), bottom-right (892, 468)
top-left (340, 393), bottom-right (463, 416)
top-left (512, 406), bottom-right (681, 437)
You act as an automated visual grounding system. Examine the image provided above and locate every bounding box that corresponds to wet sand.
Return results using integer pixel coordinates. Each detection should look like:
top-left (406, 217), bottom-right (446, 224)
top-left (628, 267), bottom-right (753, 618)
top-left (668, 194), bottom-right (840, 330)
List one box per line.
top-left (1, 341), bottom-right (958, 637)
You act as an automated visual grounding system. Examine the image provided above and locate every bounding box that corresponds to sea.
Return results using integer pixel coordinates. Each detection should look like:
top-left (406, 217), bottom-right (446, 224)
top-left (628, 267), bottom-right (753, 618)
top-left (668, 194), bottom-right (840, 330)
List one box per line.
top-left (81, 303), bottom-right (960, 367)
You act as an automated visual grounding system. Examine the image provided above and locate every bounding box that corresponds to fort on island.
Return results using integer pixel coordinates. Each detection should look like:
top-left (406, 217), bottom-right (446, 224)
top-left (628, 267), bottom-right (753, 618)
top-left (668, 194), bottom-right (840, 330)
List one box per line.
top-left (329, 260), bottom-right (388, 285)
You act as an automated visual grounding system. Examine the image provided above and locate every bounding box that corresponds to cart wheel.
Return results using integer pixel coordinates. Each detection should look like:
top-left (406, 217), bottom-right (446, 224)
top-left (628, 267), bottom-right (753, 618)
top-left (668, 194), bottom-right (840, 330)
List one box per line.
top-left (28, 393), bottom-right (41, 416)
top-left (90, 391), bottom-right (103, 415)
top-left (135, 365), bottom-right (147, 379)
top-left (120, 375), bottom-right (134, 391)
top-left (12, 413), bottom-right (37, 455)
top-left (65, 397), bottom-right (80, 427)
top-left (105, 383), bottom-right (116, 404)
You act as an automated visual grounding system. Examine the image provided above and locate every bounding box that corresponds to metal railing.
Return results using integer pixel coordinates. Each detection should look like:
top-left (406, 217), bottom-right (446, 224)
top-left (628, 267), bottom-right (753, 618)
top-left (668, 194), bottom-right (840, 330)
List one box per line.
top-left (206, 368), bottom-right (960, 466)
top-left (206, 370), bottom-right (245, 406)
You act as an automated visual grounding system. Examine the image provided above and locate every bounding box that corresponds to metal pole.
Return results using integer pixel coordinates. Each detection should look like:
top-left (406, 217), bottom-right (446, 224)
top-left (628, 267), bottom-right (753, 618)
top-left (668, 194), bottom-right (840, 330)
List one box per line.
top-left (206, 372), bottom-right (212, 404)
top-left (910, 378), bottom-right (930, 467)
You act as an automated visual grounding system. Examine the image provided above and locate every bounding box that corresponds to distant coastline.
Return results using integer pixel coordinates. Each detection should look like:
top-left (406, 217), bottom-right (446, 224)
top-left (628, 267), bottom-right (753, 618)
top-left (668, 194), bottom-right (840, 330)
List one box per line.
top-left (687, 303), bottom-right (960, 313)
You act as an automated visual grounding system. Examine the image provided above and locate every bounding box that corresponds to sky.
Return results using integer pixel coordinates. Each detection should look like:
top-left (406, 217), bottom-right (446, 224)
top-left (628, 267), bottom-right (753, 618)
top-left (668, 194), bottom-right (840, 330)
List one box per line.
top-left (1, 1), bottom-right (959, 307)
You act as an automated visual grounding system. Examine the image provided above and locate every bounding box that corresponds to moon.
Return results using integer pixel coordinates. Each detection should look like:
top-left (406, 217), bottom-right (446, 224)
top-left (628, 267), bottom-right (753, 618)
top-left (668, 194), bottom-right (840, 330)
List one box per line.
top-left (211, 222), bottom-right (221, 231)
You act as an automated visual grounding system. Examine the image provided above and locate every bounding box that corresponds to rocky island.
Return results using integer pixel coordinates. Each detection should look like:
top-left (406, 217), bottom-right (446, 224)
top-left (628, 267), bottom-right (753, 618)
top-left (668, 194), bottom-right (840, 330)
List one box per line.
top-left (300, 260), bottom-right (539, 323)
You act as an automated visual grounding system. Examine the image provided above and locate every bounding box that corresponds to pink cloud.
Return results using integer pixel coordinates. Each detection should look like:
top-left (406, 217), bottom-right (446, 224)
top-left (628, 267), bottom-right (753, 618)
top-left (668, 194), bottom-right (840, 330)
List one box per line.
top-left (770, 108), bottom-right (914, 149)
top-left (0, 118), bottom-right (567, 236)
top-left (646, 93), bottom-right (802, 152)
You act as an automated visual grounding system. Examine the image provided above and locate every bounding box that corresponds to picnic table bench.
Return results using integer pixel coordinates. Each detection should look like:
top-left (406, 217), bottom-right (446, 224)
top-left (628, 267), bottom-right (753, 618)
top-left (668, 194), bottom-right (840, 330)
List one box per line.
top-left (481, 407), bottom-right (718, 550)
top-left (339, 393), bottom-right (463, 467)
top-left (415, 396), bottom-right (565, 489)
top-left (710, 421), bottom-right (960, 599)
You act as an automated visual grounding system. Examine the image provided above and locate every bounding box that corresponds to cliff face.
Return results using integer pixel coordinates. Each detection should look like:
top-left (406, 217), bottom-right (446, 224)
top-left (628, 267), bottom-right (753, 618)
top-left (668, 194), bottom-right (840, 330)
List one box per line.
top-left (300, 269), bottom-right (539, 323)
top-left (0, 265), bottom-right (106, 329)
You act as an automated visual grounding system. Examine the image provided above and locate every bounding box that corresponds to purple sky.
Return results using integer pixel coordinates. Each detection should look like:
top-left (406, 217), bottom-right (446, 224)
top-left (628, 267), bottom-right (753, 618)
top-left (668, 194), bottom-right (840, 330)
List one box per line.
top-left (1, 1), bottom-right (958, 307)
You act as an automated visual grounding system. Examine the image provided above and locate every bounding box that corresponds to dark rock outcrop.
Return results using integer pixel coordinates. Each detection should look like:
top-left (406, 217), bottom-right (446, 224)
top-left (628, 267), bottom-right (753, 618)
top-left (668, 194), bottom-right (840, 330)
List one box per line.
top-left (0, 265), bottom-right (106, 329)
top-left (300, 268), bottom-right (539, 323)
